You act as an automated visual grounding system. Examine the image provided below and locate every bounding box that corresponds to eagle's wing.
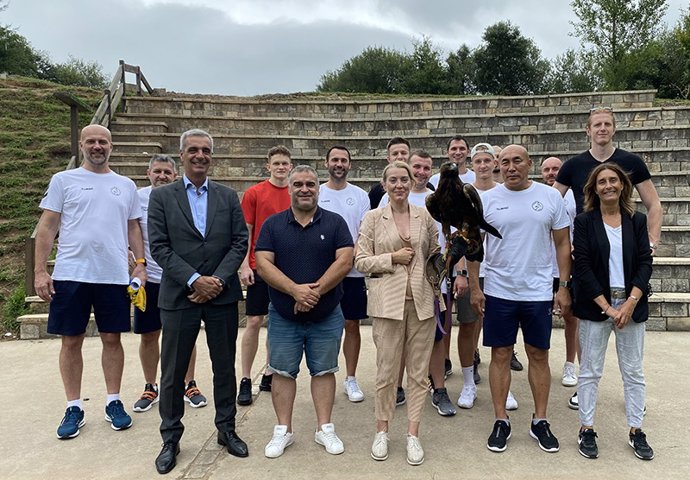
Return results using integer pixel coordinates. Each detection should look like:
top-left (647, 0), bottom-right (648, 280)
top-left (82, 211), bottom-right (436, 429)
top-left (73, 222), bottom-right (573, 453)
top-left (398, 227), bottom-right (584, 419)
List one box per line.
top-left (462, 183), bottom-right (502, 239)
top-left (425, 192), bottom-right (442, 223)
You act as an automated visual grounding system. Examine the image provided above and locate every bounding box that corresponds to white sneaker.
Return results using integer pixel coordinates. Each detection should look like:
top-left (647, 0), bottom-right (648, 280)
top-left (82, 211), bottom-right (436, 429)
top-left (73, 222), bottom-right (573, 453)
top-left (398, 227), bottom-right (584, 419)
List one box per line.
top-left (265, 425), bottom-right (294, 458)
top-left (562, 362), bottom-right (578, 387)
top-left (371, 431), bottom-right (389, 461)
top-left (457, 384), bottom-right (477, 409)
top-left (506, 391), bottom-right (518, 411)
top-left (315, 423), bottom-right (344, 455)
top-left (406, 435), bottom-right (424, 466)
top-left (343, 377), bottom-right (364, 402)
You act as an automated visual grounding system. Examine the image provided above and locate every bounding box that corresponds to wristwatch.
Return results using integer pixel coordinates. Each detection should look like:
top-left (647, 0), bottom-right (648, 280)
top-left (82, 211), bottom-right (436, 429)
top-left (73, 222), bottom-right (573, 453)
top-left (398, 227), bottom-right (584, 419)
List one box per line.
top-left (135, 258), bottom-right (147, 266)
top-left (559, 280), bottom-right (571, 288)
top-left (457, 269), bottom-right (468, 277)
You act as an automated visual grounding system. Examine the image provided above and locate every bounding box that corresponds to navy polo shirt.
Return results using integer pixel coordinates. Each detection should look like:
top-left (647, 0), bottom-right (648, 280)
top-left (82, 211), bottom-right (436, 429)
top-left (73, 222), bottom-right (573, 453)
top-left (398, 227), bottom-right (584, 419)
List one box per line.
top-left (255, 206), bottom-right (354, 322)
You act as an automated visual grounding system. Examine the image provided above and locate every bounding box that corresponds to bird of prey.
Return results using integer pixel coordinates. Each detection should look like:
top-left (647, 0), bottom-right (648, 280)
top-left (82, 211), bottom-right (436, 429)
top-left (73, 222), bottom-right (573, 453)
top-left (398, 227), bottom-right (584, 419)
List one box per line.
top-left (426, 161), bottom-right (502, 270)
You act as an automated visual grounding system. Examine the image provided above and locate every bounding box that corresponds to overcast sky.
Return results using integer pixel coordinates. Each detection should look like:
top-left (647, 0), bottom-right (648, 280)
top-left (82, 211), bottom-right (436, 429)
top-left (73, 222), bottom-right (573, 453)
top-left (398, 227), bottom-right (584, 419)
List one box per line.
top-left (2, 0), bottom-right (688, 96)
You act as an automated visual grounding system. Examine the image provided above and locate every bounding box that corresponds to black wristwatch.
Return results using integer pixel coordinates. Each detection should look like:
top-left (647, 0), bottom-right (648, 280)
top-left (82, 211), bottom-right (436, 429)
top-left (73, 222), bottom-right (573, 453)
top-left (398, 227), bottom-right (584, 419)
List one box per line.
top-left (559, 280), bottom-right (571, 288)
top-left (457, 269), bottom-right (468, 277)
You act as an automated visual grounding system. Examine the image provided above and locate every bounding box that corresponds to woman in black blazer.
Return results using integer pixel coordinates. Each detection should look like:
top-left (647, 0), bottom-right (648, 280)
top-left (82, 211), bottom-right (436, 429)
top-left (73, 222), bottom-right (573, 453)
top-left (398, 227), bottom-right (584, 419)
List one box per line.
top-left (572, 163), bottom-right (653, 461)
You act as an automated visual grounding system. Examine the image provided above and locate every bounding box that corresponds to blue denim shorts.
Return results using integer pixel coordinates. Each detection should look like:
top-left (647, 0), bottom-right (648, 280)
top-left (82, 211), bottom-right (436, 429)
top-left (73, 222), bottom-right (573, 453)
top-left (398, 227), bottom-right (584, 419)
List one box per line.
top-left (266, 303), bottom-right (344, 378)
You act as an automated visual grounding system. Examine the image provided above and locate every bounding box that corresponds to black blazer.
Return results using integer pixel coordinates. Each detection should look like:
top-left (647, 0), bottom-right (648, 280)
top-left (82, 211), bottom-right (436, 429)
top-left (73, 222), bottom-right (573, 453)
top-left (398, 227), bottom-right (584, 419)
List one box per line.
top-left (147, 179), bottom-right (248, 310)
top-left (572, 209), bottom-right (652, 323)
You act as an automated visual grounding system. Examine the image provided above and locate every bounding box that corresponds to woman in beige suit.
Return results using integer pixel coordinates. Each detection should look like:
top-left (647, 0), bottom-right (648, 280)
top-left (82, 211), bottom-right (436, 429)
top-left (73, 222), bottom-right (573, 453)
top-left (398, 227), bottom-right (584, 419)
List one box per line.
top-left (355, 161), bottom-right (441, 466)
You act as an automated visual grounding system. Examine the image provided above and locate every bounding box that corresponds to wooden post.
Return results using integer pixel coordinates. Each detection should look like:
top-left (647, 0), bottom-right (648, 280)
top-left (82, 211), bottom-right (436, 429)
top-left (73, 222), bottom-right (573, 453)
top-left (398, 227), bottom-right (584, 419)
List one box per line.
top-left (120, 59), bottom-right (127, 112)
top-left (69, 104), bottom-right (78, 158)
top-left (136, 66), bottom-right (142, 96)
top-left (25, 236), bottom-right (36, 296)
top-left (105, 89), bottom-right (112, 128)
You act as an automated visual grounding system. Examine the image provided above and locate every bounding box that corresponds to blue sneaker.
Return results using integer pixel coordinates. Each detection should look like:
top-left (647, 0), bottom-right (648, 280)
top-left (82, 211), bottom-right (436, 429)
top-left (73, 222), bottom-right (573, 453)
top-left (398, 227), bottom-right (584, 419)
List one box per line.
top-left (56, 406), bottom-right (85, 439)
top-left (105, 400), bottom-right (133, 430)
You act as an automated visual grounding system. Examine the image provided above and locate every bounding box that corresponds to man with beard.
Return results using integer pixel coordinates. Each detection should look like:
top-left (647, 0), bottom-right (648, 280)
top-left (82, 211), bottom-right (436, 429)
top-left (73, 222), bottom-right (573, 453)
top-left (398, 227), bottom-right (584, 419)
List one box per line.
top-left (35, 124), bottom-right (147, 439)
top-left (132, 154), bottom-right (207, 413)
top-left (148, 129), bottom-right (249, 474)
top-left (256, 165), bottom-right (354, 458)
top-left (318, 146), bottom-right (370, 403)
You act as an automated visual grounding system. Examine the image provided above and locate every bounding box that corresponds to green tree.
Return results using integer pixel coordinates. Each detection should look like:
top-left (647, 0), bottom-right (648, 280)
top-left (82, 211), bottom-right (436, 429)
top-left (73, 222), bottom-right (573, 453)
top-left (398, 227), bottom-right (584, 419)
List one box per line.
top-left (473, 21), bottom-right (550, 95)
top-left (318, 46), bottom-right (412, 93)
top-left (0, 25), bottom-right (41, 76)
top-left (47, 55), bottom-right (107, 88)
top-left (446, 45), bottom-right (476, 95)
top-left (547, 49), bottom-right (603, 93)
top-left (402, 37), bottom-right (450, 94)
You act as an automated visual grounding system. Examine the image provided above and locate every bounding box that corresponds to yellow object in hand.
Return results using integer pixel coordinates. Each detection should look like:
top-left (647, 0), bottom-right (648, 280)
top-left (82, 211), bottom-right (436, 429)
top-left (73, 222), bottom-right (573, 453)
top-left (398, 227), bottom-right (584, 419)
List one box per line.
top-left (128, 283), bottom-right (147, 312)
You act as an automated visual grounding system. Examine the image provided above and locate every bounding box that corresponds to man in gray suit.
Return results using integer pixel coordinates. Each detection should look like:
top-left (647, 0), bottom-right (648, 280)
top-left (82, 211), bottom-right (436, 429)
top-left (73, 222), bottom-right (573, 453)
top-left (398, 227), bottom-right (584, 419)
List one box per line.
top-left (148, 129), bottom-right (249, 474)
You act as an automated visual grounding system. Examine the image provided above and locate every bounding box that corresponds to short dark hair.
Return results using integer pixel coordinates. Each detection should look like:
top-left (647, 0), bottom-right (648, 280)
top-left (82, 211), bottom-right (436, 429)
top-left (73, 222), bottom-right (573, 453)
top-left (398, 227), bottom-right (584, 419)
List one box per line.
top-left (386, 137), bottom-right (410, 152)
top-left (268, 145), bottom-right (292, 161)
top-left (409, 149), bottom-right (432, 161)
top-left (446, 135), bottom-right (469, 151)
top-left (326, 145), bottom-right (351, 161)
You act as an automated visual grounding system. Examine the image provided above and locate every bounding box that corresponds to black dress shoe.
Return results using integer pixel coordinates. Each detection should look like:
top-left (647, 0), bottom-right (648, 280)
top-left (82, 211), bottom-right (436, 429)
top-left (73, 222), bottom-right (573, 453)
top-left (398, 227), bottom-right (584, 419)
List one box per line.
top-left (217, 430), bottom-right (249, 457)
top-left (155, 441), bottom-right (180, 475)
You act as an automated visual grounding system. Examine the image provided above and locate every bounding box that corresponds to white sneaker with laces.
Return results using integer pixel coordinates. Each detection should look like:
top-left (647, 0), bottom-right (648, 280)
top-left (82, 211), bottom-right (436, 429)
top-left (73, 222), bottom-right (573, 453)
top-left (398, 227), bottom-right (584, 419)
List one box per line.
top-left (343, 376), bottom-right (364, 402)
top-left (457, 384), bottom-right (477, 409)
top-left (506, 390), bottom-right (518, 411)
top-left (265, 425), bottom-right (294, 458)
top-left (315, 423), bottom-right (344, 455)
top-left (562, 361), bottom-right (578, 387)
top-left (406, 435), bottom-right (425, 465)
top-left (371, 431), bottom-right (389, 461)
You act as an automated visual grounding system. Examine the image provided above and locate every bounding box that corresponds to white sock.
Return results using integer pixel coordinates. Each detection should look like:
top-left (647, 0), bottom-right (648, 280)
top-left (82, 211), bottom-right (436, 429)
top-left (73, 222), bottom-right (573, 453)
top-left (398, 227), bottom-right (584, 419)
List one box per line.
top-left (346, 376), bottom-right (356, 381)
top-left (462, 366), bottom-right (474, 386)
top-left (66, 399), bottom-right (83, 410)
top-left (106, 393), bottom-right (121, 405)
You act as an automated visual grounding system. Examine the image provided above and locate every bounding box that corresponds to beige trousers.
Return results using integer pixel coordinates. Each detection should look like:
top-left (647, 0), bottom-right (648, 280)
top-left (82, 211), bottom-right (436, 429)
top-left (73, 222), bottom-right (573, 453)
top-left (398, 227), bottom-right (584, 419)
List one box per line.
top-left (372, 299), bottom-right (435, 423)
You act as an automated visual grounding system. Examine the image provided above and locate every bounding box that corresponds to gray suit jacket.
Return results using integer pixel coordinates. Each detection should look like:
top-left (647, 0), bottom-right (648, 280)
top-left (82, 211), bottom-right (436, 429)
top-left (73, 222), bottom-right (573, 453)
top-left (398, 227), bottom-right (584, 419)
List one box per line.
top-left (148, 179), bottom-right (248, 310)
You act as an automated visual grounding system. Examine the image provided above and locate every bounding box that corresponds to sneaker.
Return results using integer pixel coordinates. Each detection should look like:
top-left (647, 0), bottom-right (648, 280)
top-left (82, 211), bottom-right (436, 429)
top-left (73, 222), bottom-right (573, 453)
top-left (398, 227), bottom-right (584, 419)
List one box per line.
top-left (265, 425), bottom-right (294, 458)
top-left (510, 352), bottom-right (524, 371)
top-left (237, 377), bottom-right (253, 406)
top-left (56, 406), bottom-right (85, 439)
top-left (506, 391), bottom-right (518, 411)
top-left (431, 388), bottom-right (457, 416)
top-left (344, 377), bottom-right (364, 402)
top-left (184, 380), bottom-right (207, 408)
top-left (457, 384), bottom-right (477, 409)
top-left (406, 435), bottom-right (425, 466)
top-left (133, 383), bottom-right (159, 412)
top-left (105, 400), bottom-right (133, 431)
top-left (396, 387), bottom-right (406, 406)
top-left (530, 419), bottom-right (560, 452)
top-left (578, 428), bottom-right (599, 459)
top-left (487, 420), bottom-right (512, 452)
top-left (445, 358), bottom-right (453, 378)
top-left (473, 363), bottom-right (481, 384)
top-left (315, 423), bottom-right (344, 455)
top-left (568, 392), bottom-right (579, 410)
top-left (259, 374), bottom-right (273, 392)
top-left (562, 362), bottom-right (578, 387)
top-left (371, 431), bottom-right (389, 461)
top-left (629, 429), bottom-right (654, 460)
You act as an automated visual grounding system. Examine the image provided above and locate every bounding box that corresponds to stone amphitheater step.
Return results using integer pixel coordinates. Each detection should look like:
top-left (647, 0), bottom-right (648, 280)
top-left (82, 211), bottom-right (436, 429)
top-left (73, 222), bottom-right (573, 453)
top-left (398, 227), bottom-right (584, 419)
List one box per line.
top-left (110, 120), bottom-right (169, 134)
top-left (121, 90), bottom-right (656, 118)
top-left (112, 141), bottom-right (164, 154)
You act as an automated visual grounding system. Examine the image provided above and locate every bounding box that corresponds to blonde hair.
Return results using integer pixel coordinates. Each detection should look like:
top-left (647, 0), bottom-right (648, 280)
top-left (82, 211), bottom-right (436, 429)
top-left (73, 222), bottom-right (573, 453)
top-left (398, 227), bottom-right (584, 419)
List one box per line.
top-left (382, 161), bottom-right (413, 182)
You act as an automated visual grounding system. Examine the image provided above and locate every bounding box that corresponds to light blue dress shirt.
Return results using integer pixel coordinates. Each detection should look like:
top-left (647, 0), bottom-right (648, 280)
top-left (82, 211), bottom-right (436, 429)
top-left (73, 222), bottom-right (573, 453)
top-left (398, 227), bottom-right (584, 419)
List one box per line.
top-left (183, 175), bottom-right (209, 287)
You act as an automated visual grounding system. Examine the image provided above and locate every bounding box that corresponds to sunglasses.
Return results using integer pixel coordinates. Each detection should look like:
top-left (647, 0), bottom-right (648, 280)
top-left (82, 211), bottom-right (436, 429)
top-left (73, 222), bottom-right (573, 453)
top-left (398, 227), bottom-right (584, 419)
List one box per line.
top-left (590, 106), bottom-right (613, 113)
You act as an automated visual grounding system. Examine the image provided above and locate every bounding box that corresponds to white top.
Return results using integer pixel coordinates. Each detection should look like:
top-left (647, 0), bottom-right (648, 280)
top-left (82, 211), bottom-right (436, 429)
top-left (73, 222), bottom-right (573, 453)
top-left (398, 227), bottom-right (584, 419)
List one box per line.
top-left (551, 189), bottom-right (576, 277)
top-left (604, 223), bottom-right (625, 289)
top-left (318, 182), bottom-right (370, 277)
top-left (474, 186), bottom-right (494, 278)
top-left (482, 182), bottom-right (570, 301)
top-left (137, 186), bottom-right (163, 283)
top-left (39, 167), bottom-right (141, 284)
top-left (429, 169), bottom-right (475, 189)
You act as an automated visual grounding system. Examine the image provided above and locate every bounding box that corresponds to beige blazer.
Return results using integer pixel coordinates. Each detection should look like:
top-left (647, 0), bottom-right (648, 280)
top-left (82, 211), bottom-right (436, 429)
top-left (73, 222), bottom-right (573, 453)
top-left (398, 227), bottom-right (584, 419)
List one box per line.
top-left (355, 203), bottom-right (440, 321)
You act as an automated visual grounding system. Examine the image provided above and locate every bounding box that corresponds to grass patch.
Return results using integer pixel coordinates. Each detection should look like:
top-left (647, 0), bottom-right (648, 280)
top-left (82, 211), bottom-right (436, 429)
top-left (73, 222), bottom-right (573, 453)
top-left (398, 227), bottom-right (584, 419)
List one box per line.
top-left (2, 285), bottom-right (28, 333)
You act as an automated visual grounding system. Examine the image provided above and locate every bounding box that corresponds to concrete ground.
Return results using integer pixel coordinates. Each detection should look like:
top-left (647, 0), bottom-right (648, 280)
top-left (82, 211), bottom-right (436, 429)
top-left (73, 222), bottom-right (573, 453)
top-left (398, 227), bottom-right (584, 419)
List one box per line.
top-left (0, 326), bottom-right (688, 480)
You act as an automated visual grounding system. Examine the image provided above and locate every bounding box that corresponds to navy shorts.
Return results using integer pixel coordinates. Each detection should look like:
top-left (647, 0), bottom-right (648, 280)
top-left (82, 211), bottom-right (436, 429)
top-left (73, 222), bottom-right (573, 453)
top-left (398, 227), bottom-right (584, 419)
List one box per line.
top-left (47, 281), bottom-right (131, 336)
top-left (245, 270), bottom-right (270, 316)
top-left (267, 304), bottom-right (344, 379)
top-left (482, 294), bottom-right (553, 350)
top-left (133, 281), bottom-right (161, 334)
top-left (340, 277), bottom-right (368, 321)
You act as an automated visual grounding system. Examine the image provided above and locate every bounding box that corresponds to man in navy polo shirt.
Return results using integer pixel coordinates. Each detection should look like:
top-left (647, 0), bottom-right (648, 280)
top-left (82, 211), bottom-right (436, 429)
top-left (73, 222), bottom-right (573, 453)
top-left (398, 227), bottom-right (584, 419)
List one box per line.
top-left (255, 165), bottom-right (354, 459)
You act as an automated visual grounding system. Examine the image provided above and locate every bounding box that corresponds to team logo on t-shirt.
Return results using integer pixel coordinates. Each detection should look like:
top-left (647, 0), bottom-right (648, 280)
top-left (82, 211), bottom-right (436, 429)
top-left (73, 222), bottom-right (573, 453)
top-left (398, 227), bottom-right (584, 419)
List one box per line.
top-left (346, 197), bottom-right (355, 206)
top-left (532, 201), bottom-right (543, 211)
top-left (111, 187), bottom-right (121, 196)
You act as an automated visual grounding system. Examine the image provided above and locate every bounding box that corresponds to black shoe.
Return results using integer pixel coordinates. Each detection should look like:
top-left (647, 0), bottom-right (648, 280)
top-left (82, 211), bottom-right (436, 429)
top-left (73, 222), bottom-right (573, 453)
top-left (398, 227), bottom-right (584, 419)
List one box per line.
top-left (396, 387), bottom-right (406, 406)
top-left (487, 420), bottom-right (511, 452)
top-left (259, 374), bottom-right (273, 392)
top-left (510, 352), bottom-right (524, 371)
top-left (155, 441), bottom-right (180, 475)
top-left (237, 377), bottom-right (252, 406)
top-left (629, 429), bottom-right (654, 460)
top-left (578, 429), bottom-right (599, 459)
top-left (530, 419), bottom-right (560, 452)
top-left (218, 430), bottom-right (249, 458)
top-left (444, 358), bottom-right (453, 378)
top-left (568, 392), bottom-right (579, 410)
top-left (431, 388), bottom-right (457, 417)
top-left (473, 363), bottom-right (481, 384)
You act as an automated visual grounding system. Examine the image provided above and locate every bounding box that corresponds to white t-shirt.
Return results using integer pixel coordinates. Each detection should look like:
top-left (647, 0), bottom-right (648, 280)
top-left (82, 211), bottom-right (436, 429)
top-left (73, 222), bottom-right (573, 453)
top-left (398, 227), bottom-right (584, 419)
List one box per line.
top-left (550, 189), bottom-right (576, 277)
top-left (474, 185), bottom-right (498, 278)
top-left (40, 167), bottom-right (141, 284)
top-left (429, 169), bottom-right (475, 190)
top-left (138, 186), bottom-right (163, 283)
top-left (605, 223), bottom-right (625, 289)
top-left (482, 182), bottom-right (570, 301)
top-left (318, 182), bottom-right (370, 277)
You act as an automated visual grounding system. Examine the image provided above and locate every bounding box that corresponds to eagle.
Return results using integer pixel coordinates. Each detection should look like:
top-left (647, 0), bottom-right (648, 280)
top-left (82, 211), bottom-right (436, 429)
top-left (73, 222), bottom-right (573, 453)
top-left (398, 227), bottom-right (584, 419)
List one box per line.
top-left (426, 161), bottom-right (502, 273)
